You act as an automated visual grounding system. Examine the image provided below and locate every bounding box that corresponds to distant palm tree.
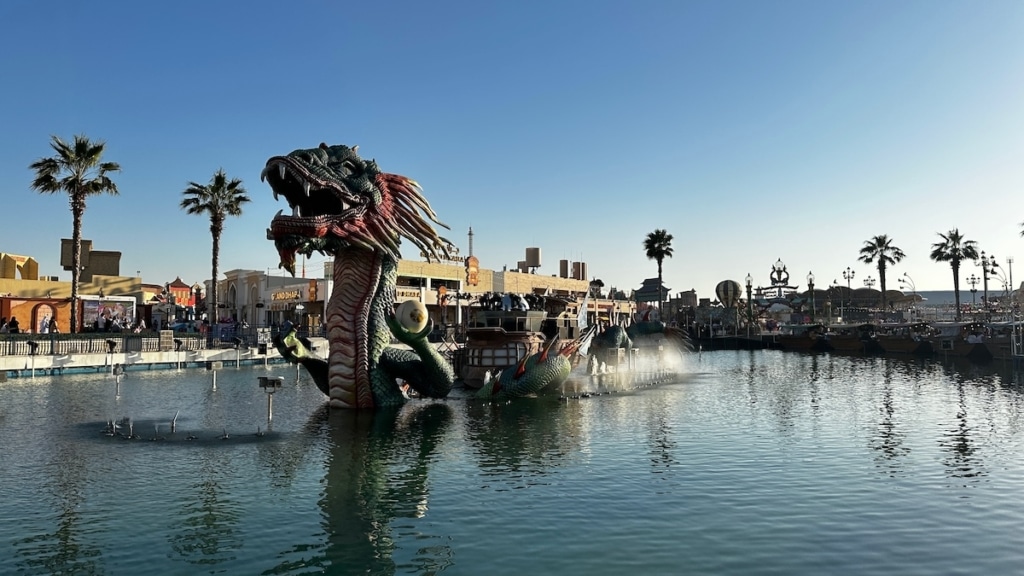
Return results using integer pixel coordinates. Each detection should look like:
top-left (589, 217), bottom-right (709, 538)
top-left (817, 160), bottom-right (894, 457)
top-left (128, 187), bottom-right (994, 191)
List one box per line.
top-left (857, 234), bottom-right (905, 312)
top-left (930, 228), bottom-right (978, 321)
top-left (643, 229), bottom-right (674, 313)
top-left (180, 170), bottom-right (250, 328)
top-left (29, 135), bottom-right (121, 333)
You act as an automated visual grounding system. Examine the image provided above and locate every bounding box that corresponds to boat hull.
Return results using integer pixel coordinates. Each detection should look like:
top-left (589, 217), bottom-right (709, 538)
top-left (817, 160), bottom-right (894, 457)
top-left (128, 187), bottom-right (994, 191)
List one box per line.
top-left (875, 335), bottom-right (933, 355)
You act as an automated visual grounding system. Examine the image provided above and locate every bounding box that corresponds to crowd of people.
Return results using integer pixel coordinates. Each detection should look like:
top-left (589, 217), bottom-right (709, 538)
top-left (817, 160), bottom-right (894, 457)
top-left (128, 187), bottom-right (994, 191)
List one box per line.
top-left (0, 314), bottom-right (60, 334)
top-left (0, 316), bottom-right (21, 333)
top-left (475, 292), bottom-right (548, 312)
top-left (90, 315), bottom-right (147, 333)
top-left (0, 314), bottom-right (256, 336)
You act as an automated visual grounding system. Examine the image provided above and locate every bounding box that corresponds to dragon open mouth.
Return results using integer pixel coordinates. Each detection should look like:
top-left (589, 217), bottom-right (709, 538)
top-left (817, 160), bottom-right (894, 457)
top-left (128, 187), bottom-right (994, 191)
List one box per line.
top-left (263, 156), bottom-right (367, 231)
top-left (264, 143), bottom-right (453, 276)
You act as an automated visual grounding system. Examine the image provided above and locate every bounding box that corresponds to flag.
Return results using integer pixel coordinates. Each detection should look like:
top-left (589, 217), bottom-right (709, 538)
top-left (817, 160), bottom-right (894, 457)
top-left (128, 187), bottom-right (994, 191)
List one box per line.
top-left (577, 292), bottom-right (589, 329)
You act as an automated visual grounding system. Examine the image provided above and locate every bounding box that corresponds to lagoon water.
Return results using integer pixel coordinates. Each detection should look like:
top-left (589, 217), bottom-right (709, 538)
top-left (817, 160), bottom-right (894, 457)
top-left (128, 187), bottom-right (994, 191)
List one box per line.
top-left (3, 351), bottom-right (1024, 575)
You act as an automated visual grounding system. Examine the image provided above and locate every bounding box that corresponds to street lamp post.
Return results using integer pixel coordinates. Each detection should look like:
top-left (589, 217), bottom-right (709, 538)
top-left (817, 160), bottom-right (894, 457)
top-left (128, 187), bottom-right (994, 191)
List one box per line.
top-left (843, 267), bottom-right (855, 319)
top-left (832, 280), bottom-right (841, 321)
top-left (967, 274), bottom-right (979, 307)
top-left (807, 271), bottom-right (815, 323)
top-left (293, 304), bottom-right (306, 381)
top-left (829, 280), bottom-right (839, 324)
top-left (979, 251), bottom-right (999, 316)
top-left (1008, 257), bottom-right (1016, 316)
top-left (898, 272), bottom-right (917, 320)
top-left (745, 273), bottom-right (753, 338)
top-left (992, 266), bottom-right (1009, 298)
top-left (862, 276), bottom-right (877, 315)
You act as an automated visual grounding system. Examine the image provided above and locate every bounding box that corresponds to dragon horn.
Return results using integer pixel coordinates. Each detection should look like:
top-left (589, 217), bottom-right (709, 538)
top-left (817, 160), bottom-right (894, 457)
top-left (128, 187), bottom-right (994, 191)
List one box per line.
top-left (559, 340), bottom-right (581, 357)
top-left (538, 336), bottom-right (560, 363)
top-left (512, 353), bottom-right (530, 380)
top-left (560, 325), bottom-right (597, 357)
top-left (488, 373), bottom-right (503, 396)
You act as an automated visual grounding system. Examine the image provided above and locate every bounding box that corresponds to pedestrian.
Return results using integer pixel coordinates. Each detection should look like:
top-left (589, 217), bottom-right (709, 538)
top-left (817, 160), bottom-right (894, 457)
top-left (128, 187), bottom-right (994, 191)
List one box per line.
top-left (8, 316), bottom-right (20, 334)
top-left (49, 317), bottom-right (59, 333)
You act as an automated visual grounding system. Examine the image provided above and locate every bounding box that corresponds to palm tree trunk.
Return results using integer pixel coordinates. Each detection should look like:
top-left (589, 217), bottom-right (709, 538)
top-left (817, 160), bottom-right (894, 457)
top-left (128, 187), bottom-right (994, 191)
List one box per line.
top-left (657, 260), bottom-right (664, 316)
top-left (210, 222), bottom-right (221, 332)
top-left (878, 263), bottom-right (887, 312)
top-left (70, 196), bottom-right (84, 333)
top-left (952, 262), bottom-right (962, 322)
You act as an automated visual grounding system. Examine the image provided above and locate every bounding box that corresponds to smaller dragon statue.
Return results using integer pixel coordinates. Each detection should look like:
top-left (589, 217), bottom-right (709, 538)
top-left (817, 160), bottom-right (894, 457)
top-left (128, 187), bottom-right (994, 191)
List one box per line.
top-left (589, 316), bottom-right (691, 368)
top-left (475, 332), bottom-right (592, 401)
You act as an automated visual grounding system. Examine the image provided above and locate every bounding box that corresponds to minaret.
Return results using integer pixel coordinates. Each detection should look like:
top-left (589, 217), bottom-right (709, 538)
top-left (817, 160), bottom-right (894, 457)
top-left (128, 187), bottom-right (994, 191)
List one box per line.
top-left (468, 227), bottom-right (474, 257)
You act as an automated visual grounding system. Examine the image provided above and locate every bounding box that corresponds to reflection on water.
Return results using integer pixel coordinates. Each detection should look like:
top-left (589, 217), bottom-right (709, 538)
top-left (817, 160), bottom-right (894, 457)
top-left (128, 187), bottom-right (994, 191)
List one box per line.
top-left (464, 399), bottom-right (583, 487)
top-left (870, 360), bottom-right (910, 477)
top-left (3, 355), bottom-right (1024, 574)
top-left (168, 448), bottom-right (243, 567)
top-left (319, 403), bottom-right (453, 575)
top-left (14, 441), bottom-right (101, 575)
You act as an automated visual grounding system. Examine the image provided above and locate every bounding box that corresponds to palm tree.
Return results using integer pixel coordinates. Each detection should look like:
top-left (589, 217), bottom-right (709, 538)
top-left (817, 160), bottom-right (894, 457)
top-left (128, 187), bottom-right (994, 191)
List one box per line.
top-left (857, 234), bottom-right (905, 312)
top-left (29, 135), bottom-right (121, 333)
top-left (930, 228), bottom-right (978, 321)
top-left (180, 170), bottom-right (250, 330)
top-left (643, 229), bottom-right (674, 313)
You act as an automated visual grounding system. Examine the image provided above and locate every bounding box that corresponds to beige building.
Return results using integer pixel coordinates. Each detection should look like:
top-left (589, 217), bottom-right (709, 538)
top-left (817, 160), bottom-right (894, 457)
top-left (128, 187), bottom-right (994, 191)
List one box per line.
top-left (2, 240), bottom-right (636, 332)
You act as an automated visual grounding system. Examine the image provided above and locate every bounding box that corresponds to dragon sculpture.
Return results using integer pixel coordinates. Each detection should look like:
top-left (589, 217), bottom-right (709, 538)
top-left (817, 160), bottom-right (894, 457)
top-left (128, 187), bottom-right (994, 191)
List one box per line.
top-left (265, 143), bottom-right (588, 408)
top-left (589, 317), bottom-right (691, 368)
top-left (475, 331), bottom-right (591, 401)
top-left (265, 143), bottom-right (457, 409)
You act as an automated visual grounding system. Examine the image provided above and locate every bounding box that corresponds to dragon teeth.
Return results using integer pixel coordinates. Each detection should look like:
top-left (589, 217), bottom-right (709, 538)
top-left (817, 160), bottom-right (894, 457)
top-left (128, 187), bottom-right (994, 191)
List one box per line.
top-left (273, 190), bottom-right (279, 201)
top-left (278, 164), bottom-right (286, 180)
top-left (292, 205), bottom-right (301, 217)
top-left (303, 181), bottom-right (311, 196)
top-left (260, 166), bottom-right (269, 182)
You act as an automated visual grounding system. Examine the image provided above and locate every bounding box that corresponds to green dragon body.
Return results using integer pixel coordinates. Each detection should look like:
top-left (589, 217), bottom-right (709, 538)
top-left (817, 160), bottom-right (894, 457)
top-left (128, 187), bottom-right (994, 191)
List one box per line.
top-left (474, 333), bottom-right (589, 400)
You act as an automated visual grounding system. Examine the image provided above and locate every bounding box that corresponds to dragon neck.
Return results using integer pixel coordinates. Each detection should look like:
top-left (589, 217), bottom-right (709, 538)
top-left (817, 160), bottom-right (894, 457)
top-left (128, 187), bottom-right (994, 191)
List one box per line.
top-left (325, 247), bottom-right (397, 408)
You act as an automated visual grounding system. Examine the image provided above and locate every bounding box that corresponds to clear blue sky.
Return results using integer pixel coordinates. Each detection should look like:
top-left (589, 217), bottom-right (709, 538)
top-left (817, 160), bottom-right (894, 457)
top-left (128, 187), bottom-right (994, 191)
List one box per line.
top-left (2, 0), bottom-right (1023, 300)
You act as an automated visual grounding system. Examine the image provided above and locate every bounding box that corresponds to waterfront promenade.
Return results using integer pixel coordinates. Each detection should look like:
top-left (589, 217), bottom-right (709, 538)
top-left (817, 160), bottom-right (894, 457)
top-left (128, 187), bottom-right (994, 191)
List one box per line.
top-left (0, 330), bottom-right (329, 379)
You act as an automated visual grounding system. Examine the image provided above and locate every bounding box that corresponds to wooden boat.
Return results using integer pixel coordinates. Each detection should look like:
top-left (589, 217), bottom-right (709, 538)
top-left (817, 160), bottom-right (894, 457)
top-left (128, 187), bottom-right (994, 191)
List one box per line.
top-left (875, 322), bottom-right (935, 355)
top-left (982, 321), bottom-right (1024, 361)
top-left (822, 323), bottom-right (885, 354)
top-left (771, 323), bottom-right (830, 352)
top-left (927, 321), bottom-right (993, 363)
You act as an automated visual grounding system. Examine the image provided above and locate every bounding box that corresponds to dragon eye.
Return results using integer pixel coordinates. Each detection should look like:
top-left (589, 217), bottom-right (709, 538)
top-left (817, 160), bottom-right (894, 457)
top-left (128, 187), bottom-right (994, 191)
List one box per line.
top-left (340, 160), bottom-right (357, 177)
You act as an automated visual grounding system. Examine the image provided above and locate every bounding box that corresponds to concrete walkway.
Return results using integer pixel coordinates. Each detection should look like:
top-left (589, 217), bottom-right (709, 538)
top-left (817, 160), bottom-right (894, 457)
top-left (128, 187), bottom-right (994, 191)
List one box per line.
top-left (0, 337), bottom-right (329, 379)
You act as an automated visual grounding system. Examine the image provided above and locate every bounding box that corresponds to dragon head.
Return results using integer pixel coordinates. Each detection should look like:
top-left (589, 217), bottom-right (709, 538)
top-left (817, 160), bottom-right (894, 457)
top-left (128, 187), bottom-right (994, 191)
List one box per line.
top-left (263, 143), bottom-right (452, 275)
